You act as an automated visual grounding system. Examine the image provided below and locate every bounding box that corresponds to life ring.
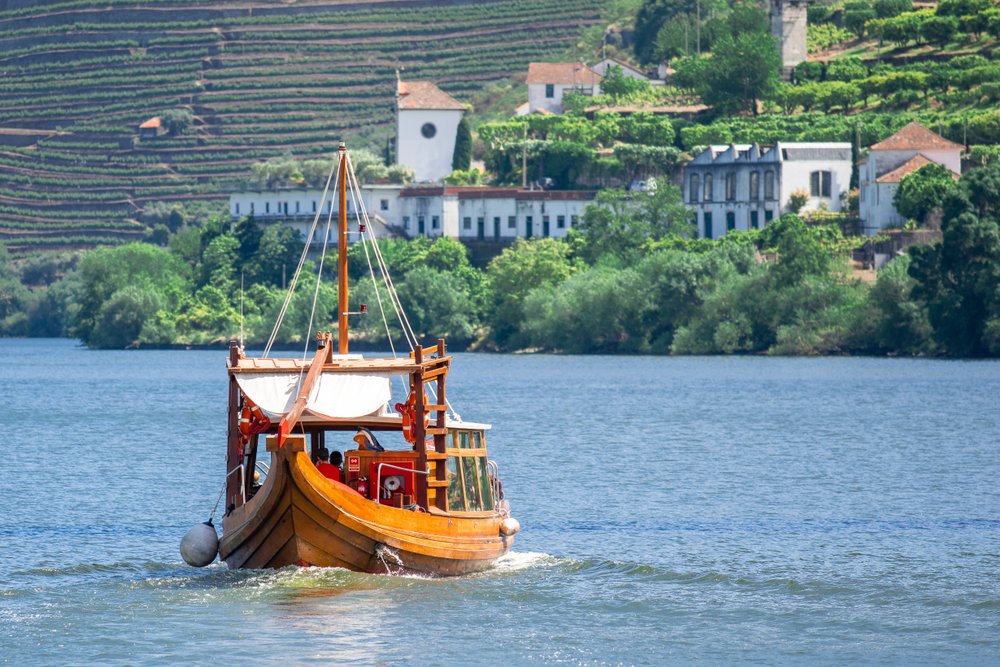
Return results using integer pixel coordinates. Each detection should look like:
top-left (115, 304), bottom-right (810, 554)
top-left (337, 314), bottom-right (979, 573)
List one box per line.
top-left (395, 391), bottom-right (429, 444)
top-left (238, 400), bottom-right (270, 443)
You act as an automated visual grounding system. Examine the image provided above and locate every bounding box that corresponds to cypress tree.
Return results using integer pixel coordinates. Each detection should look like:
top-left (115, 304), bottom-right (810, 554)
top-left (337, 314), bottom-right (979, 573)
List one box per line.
top-left (452, 116), bottom-right (472, 172)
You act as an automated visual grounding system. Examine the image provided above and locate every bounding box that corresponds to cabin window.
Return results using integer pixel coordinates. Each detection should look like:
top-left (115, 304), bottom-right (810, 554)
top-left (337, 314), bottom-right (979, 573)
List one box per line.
top-left (445, 429), bottom-right (494, 513)
top-left (545, 84), bottom-right (555, 98)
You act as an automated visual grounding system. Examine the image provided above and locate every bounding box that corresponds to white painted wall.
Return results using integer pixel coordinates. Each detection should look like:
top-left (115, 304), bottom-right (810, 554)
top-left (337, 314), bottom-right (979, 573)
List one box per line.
top-left (527, 81), bottom-right (600, 113)
top-left (396, 108), bottom-right (463, 183)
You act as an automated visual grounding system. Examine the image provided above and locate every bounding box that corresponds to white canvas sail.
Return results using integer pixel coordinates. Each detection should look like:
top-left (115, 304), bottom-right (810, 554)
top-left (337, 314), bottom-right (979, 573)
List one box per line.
top-left (236, 372), bottom-right (393, 419)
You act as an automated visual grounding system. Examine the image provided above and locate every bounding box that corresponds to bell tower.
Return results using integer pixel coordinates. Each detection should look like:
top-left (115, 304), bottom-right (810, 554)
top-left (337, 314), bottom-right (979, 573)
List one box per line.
top-left (770, 0), bottom-right (807, 79)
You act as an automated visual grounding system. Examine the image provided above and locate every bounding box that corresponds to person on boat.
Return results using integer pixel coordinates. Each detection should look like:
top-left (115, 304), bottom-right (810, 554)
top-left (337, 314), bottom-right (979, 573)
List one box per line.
top-left (316, 449), bottom-right (341, 482)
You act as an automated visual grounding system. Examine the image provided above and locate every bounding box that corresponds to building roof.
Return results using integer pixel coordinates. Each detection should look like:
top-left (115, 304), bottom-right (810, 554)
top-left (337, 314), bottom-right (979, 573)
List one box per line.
top-left (139, 117), bottom-right (162, 129)
top-left (397, 80), bottom-right (465, 111)
top-left (868, 122), bottom-right (963, 152)
top-left (876, 154), bottom-right (960, 184)
top-left (688, 142), bottom-right (851, 166)
top-left (399, 185), bottom-right (596, 201)
top-left (526, 62), bottom-right (602, 86)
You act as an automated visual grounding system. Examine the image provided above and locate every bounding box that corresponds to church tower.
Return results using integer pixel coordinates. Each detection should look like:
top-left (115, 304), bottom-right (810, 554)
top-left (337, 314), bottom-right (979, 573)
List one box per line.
top-left (395, 77), bottom-right (465, 183)
top-left (770, 0), bottom-right (807, 79)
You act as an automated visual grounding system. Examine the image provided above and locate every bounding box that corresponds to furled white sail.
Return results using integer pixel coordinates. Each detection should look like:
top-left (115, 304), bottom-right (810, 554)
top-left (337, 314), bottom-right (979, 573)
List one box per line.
top-left (236, 372), bottom-right (393, 419)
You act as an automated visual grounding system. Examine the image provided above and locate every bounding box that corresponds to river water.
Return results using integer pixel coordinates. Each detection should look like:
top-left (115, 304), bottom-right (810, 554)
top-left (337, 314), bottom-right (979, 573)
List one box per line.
top-left (1, 338), bottom-right (998, 665)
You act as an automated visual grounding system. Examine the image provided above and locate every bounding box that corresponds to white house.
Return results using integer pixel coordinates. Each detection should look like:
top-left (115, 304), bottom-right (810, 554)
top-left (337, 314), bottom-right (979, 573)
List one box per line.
top-left (591, 58), bottom-right (648, 81)
top-left (526, 62), bottom-right (602, 114)
top-left (396, 186), bottom-right (594, 240)
top-left (229, 185), bottom-right (595, 243)
top-left (683, 142), bottom-right (852, 239)
top-left (396, 79), bottom-right (465, 183)
top-left (858, 122), bottom-right (962, 234)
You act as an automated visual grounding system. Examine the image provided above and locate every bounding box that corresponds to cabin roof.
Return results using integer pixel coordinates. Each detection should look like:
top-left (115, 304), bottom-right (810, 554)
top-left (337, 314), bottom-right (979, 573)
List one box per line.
top-left (527, 62), bottom-right (602, 85)
top-left (869, 122), bottom-right (963, 152)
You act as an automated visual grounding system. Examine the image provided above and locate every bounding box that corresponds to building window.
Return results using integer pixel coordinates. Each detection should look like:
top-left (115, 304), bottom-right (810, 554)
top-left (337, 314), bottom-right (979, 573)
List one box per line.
top-left (764, 209), bottom-right (774, 223)
top-left (463, 216), bottom-right (472, 230)
top-left (703, 212), bottom-right (713, 240)
top-left (749, 172), bottom-right (759, 201)
top-left (525, 215), bottom-right (533, 238)
top-left (418, 215), bottom-right (425, 232)
top-left (432, 215), bottom-right (440, 229)
top-left (810, 170), bottom-right (832, 197)
top-left (421, 123), bottom-right (436, 139)
top-left (265, 202), bottom-right (270, 214)
top-left (750, 210), bottom-right (759, 229)
top-left (235, 202), bottom-right (240, 215)
top-left (283, 202), bottom-right (288, 215)
top-left (545, 83), bottom-right (555, 98)
top-left (689, 174), bottom-right (700, 203)
top-left (725, 173), bottom-right (736, 201)
top-left (295, 201), bottom-right (300, 213)
top-left (704, 174), bottom-right (713, 202)
top-left (570, 214), bottom-right (578, 226)
top-left (312, 201), bottom-right (317, 213)
top-left (557, 215), bottom-right (565, 229)
top-left (508, 215), bottom-right (516, 229)
top-left (380, 199), bottom-right (389, 211)
top-left (726, 211), bottom-right (736, 231)
top-left (403, 215), bottom-right (411, 229)
top-left (250, 202), bottom-right (255, 213)
top-left (764, 170), bottom-right (775, 200)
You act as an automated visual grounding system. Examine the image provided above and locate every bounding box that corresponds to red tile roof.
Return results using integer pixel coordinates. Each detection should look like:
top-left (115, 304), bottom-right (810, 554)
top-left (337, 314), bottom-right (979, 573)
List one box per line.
top-left (526, 62), bottom-right (602, 86)
top-left (869, 122), bottom-right (963, 152)
top-left (397, 81), bottom-right (465, 111)
top-left (876, 154), bottom-right (959, 183)
top-left (399, 186), bottom-right (596, 201)
top-left (139, 117), bottom-right (162, 129)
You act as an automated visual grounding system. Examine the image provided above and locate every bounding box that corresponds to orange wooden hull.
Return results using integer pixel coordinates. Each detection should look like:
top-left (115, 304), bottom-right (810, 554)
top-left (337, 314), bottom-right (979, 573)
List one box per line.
top-left (219, 445), bottom-right (513, 575)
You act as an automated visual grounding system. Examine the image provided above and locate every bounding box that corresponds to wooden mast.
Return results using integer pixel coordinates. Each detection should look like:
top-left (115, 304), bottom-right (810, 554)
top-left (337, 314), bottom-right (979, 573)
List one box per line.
top-left (337, 142), bottom-right (349, 355)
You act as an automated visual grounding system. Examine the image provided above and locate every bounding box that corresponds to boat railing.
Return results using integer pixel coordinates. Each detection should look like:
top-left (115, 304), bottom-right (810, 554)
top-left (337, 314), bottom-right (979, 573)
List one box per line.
top-left (488, 460), bottom-right (507, 516)
top-left (226, 463), bottom-right (246, 506)
top-left (375, 462), bottom-right (429, 505)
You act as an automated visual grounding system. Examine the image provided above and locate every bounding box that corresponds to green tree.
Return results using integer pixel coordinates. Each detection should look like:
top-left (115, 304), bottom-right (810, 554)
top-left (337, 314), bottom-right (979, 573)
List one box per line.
top-left (700, 31), bottom-right (781, 114)
top-left (875, 0), bottom-right (913, 19)
top-left (894, 163), bottom-right (958, 225)
top-left (395, 266), bottom-right (478, 345)
top-left (844, 2), bottom-right (878, 38)
top-left (600, 65), bottom-right (651, 101)
top-left (452, 116), bottom-right (472, 172)
top-left (908, 164), bottom-right (1000, 356)
top-left (920, 15), bottom-right (960, 47)
top-left (759, 214), bottom-right (830, 286)
top-left (867, 255), bottom-right (932, 353)
top-left (485, 238), bottom-right (577, 348)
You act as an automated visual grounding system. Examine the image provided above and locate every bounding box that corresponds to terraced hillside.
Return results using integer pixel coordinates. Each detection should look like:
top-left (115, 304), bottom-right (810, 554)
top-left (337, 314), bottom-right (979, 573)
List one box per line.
top-left (0, 0), bottom-right (602, 253)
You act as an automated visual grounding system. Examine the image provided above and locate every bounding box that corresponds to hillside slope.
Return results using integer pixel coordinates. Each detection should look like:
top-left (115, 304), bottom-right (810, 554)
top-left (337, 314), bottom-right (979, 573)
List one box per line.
top-left (0, 0), bottom-right (601, 252)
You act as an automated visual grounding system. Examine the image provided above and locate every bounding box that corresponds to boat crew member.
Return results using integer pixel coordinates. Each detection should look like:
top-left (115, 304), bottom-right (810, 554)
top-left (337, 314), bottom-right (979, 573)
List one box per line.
top-left (317, 449), bottom-right (341, 483)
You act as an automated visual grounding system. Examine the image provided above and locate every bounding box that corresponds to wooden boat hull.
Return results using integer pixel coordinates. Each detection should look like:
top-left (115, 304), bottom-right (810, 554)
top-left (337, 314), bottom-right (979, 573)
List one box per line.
top-left (219, 444), bottom-right (513, 575)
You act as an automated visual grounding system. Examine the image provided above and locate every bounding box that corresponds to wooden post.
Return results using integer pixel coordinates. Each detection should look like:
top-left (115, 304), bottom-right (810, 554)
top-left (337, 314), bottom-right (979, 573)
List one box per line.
top-left (434, 338), bottom-right (448, 511)
top-left (226, 340), bottom-right (241, 512)
top-left (337, 143), bottom-right (349, 355)
top-left (413, 345), bottom-right (428, 509)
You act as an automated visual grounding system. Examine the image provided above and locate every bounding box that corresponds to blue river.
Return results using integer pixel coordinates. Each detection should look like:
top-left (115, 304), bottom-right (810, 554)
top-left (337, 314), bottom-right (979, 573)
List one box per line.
top-left (2, 338), bottom-right (998, 665)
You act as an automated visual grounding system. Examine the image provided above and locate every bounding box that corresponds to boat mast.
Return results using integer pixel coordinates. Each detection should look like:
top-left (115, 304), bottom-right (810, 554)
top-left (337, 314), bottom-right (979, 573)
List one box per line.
top-left (337, 142), bottom-right (349, 355)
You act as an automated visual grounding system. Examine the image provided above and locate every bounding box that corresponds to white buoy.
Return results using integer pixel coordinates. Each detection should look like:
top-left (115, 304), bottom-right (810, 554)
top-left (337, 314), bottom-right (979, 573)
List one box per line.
top-left (180, 519), bottom-right (219, 567)
top-left (499, 517), bottom-right (520, 537)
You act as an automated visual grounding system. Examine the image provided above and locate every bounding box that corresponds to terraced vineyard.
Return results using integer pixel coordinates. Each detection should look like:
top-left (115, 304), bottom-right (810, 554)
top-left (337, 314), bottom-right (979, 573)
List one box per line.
top-left (0, 0), bottom-right (602, 252)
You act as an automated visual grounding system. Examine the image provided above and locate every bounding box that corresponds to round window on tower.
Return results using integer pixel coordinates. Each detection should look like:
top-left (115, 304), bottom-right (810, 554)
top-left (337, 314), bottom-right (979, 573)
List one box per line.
top-left (421, 122), bottom-right (437, 139)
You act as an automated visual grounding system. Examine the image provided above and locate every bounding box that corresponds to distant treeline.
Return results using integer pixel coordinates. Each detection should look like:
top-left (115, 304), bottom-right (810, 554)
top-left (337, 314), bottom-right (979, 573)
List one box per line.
top-left (2, 163), bottom-right (1000, 357)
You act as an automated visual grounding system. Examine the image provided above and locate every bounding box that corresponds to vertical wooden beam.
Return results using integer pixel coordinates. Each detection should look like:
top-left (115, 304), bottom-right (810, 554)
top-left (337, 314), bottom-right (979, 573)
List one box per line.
top-left (226, 340), bottom-right (241, 512)
top-left (434, 338), bottom-right (448, 511)
top-left (413, 345), bottom-right (428, 509)
top-left (337, 143), bottom-right (349, 355)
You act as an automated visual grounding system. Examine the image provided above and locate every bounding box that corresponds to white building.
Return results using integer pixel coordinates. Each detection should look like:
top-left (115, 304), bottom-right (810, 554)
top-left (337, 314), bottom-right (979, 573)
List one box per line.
top-left (591, 58), bottom-right (649, 81)
top-left (396, 186), bottom-right (594, 240)
top-left (229, 185), bottom-right (595, 243)
top-left (526, 62), bottom-right (601, 114)
top-left (858, 122), bottom-right (962, 234)
top-left (683, 142), bottom-right (852, 239)
top-left (396, 79), bottom-right (465, 183)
